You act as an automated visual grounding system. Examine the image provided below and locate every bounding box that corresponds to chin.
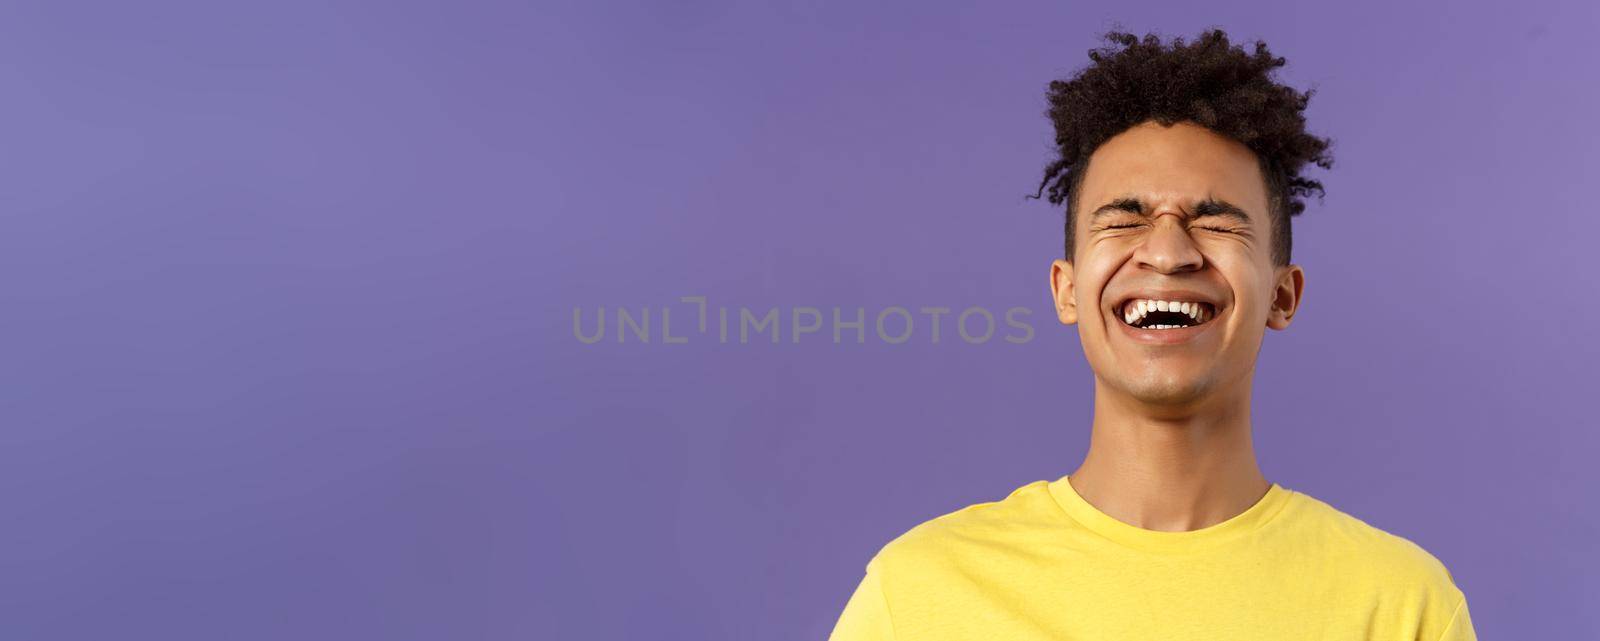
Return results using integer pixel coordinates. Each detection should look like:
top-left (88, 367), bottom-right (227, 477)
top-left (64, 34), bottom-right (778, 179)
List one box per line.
top-left (1120, 371), bottom-right (1215, 406)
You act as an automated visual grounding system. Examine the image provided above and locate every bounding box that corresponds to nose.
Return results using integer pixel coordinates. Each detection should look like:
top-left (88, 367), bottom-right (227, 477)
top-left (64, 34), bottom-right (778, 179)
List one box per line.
top-left (1134, 210), bottom-right (1203, 274)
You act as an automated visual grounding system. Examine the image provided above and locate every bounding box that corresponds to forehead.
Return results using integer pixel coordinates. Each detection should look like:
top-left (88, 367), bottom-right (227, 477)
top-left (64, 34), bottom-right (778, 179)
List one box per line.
top-left (1078, 121), bottom-right (1269, 219)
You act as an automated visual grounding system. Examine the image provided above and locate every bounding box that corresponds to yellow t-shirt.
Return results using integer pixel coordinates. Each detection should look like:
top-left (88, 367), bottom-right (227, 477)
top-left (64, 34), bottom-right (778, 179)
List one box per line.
top-left (829, 475), bottom-right (1475, 640)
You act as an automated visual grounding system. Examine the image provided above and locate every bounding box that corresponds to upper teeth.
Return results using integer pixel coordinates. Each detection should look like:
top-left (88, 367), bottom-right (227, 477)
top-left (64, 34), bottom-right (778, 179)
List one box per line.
top-left (1122, 299), bottom-right (1209, 327)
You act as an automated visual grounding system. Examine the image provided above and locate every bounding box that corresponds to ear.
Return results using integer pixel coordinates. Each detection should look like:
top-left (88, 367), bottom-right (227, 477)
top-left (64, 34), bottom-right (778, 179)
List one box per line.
top-left (1050, 259), bottom-right (1078, 325)
top-left (1267, 264), bottom-right (1305, 330)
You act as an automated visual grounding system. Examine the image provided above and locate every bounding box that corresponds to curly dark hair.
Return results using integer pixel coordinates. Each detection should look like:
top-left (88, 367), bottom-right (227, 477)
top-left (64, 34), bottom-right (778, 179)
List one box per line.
top-left (1029, 28), bottom-right (1334, 267)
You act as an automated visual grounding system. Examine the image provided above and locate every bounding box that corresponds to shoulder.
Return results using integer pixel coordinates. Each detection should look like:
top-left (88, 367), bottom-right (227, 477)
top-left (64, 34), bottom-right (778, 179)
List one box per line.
top-left (1285, 489), bottom-right (1465, 596)
top-left (867, 479), bottom-right (1061, 571)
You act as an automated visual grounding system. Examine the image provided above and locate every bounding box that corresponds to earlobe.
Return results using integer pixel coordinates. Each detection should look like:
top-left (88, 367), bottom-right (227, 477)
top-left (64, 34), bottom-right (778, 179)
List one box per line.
top-left (1050, 259), bottom-right (1078, 325)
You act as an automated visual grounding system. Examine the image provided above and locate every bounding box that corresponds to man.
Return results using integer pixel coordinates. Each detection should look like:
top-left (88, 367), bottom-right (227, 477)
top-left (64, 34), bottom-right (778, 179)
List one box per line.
top-left (827, 29), bottom-right (1476, 640)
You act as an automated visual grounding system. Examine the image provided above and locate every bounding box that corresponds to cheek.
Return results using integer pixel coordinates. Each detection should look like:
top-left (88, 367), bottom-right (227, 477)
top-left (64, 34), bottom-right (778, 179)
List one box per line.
top-left (1075, 255), bottom-right (1126, 308)
top-left (1206, 255), bottom-right (1271, 316)
top-left (1197, 236), bottom-right (1256, 261)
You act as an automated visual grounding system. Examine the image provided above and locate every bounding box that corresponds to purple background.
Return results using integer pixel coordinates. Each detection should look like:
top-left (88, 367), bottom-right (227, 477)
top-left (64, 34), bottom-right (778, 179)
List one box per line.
top-left (1, 0), bottom-right (1594, 639)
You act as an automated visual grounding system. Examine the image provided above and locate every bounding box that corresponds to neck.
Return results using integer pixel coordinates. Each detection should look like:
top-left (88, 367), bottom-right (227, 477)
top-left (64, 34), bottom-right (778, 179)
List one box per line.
top-left (1068, 376), bottom-right (1270, 532)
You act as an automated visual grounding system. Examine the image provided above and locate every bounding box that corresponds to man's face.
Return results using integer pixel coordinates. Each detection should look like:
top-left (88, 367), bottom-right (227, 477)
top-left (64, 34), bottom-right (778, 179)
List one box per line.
top-left (1050, 120), bottom-right (1304, 409)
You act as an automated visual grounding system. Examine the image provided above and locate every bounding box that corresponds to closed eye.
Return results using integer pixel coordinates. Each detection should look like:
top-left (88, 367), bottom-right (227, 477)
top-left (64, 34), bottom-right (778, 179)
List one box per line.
top-left (1103, 224), bottom-right (1235, 233)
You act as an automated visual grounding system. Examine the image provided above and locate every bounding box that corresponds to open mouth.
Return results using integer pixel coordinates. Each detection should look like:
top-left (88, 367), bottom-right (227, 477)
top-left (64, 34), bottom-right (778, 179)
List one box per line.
top-left (1117, 298), bottom-right (1220, 330)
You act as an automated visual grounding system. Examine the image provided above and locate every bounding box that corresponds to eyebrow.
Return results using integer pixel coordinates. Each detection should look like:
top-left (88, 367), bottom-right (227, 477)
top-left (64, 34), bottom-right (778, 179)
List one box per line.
top-left (1088, 196), bottom-right (1253, 226)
